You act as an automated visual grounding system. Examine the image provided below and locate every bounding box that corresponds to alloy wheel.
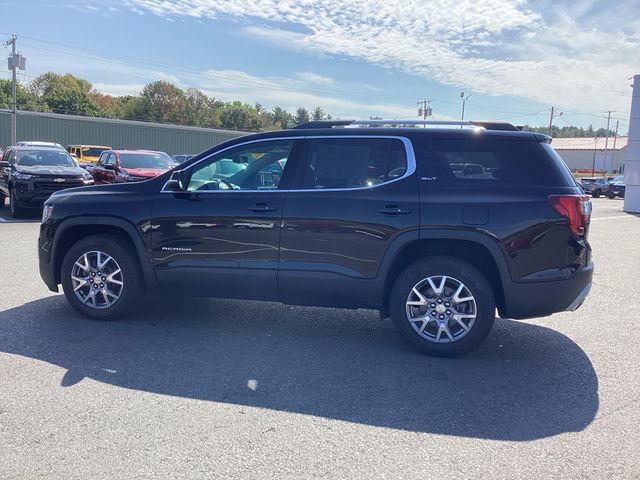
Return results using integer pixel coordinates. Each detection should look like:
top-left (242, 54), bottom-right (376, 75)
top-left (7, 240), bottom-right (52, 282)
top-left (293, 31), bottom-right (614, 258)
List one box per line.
top-left (71, 250), bottom-right (124, 309)
top-left (405, 275), bottom-right (477, 343)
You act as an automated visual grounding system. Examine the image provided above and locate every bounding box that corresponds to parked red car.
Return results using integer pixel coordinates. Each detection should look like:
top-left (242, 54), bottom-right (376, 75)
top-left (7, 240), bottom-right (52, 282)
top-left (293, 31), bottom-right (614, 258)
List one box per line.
top-left (92, 150), bottom-right (171, 184)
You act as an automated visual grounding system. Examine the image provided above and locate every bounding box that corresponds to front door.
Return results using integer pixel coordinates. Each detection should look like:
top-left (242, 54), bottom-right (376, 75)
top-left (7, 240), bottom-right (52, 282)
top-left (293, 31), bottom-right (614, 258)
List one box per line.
top-left (151, 139), bottom-right (301, 300)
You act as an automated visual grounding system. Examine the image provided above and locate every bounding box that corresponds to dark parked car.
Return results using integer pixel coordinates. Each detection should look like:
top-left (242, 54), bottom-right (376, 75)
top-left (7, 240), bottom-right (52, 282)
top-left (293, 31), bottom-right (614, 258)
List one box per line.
top-left (92, 150), bottom-right (171, 184)
top-left (0, 146), bottom-right (94, 217)
top-left (172, 154), bottom-right (195, 164)
top-left (579, 177), bottom-right (609, 197)
top-left (606, 176), bottom-right (625, 198)
top-left (39, 120), bottom-right (593, 357)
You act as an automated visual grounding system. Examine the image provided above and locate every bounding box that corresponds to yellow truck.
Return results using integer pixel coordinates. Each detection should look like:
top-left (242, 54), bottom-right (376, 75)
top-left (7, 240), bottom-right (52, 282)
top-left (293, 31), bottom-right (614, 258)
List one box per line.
top-left (67, 145), bottom-right (111, 165)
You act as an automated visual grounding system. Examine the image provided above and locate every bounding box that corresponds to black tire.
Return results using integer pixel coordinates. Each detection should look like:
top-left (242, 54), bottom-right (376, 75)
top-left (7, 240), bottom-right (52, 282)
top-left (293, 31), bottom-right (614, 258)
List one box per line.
top-left (606, 192), bottom-right (615, 199)
top-left (9, 189), bottom-right (26, 218)
top-left (390, 256), bottom-right (496, 357)
top-left (61, 234), bottom-right (146, 320)
top-left (592, 190), bottom-right (601, 198)
top-left (0, 192), bottom-right (5, 208)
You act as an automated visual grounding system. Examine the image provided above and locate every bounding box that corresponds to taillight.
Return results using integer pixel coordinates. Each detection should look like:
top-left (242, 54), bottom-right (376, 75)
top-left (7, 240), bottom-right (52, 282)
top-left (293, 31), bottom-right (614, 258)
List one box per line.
top-left (548, 195), bottom-right (591, 236)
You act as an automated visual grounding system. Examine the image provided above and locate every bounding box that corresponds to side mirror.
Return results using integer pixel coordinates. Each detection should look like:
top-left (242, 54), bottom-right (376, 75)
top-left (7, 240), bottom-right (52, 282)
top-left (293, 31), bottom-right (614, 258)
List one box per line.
top-left (0, 161), bottom-right (9, 168)
top-left (103, 164), bottom-right (115, 171)
top-left (166, 170), bottom-right (190, 191)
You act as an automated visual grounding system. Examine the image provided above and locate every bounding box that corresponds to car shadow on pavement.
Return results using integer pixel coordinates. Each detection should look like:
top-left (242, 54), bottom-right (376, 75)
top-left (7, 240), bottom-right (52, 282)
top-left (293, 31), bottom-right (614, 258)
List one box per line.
top-left (0, 295), bottom-right (598, 441)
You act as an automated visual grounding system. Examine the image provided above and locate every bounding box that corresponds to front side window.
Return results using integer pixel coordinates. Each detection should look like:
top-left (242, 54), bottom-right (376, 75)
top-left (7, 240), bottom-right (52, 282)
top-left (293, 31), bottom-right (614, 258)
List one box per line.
top-left (104, 154), bottom-right (115, 166)
top-left (299, 138), bottom-right (407, 190)
top-left (187, 140), bottom-right (294, 191)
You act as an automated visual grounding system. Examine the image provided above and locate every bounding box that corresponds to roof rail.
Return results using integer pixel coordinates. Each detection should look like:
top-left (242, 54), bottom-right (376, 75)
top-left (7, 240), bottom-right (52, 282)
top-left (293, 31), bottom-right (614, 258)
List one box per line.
top-left (293, 120), bottom-right (355, 129)
top-left (293, 119), bottom-right (519, 131)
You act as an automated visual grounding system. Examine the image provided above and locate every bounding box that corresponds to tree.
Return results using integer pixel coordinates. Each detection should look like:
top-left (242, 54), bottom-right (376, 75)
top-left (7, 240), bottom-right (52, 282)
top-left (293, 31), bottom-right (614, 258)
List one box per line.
top-left (272, 106), bottom-right (295, 129)
top-left (185, 88), bottom-right (221, 128)
top-left (219, 101), bottom-right (261, 131)
top-left (295, 107), bottom-right (310, 125)
top-left (30, 72), bottom-right (101, 116)
top-left (312, 106), bottom-right (325, 121)
top-left (134, 81), bottom-right (188, 124)
top-left (0, 79), bottom-right (49, 112)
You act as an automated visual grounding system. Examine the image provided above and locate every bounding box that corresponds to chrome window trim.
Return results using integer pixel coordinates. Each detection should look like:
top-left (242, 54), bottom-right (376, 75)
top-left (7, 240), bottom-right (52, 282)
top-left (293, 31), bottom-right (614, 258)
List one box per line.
top-left (160, 135), bottom-right (416, 194)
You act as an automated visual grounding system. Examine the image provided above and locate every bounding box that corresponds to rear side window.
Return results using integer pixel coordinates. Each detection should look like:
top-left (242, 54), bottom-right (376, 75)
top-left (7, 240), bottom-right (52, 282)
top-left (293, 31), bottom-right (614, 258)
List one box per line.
top-left (416, 138), bottom-right (565, 186)
top-left (300, 138), bottom-right (407, 189)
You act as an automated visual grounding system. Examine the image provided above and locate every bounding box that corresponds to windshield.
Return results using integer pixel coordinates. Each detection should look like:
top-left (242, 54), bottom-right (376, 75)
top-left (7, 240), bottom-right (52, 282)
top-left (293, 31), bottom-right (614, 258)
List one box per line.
top-left (81, 147), bottom-right (110, 157)
top-left (119, 153), bottom-right (168, 169)
top-left (17, 150), bottom-right (76, 167)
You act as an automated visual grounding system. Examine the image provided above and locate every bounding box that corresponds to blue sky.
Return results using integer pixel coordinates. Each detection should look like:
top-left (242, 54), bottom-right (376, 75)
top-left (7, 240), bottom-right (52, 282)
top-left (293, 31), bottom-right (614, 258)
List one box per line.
top-left (1, 0), bottom-right (637, 131)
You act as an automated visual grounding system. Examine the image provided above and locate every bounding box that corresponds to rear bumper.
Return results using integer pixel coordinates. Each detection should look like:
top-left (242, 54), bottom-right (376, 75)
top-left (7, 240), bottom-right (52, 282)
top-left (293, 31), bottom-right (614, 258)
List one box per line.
top-left (501, 262), bottom-right (594, 319)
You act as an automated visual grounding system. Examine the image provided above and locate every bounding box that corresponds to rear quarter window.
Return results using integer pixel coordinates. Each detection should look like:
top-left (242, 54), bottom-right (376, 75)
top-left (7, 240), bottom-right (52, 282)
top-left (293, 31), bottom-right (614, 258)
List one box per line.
top-left (414, 137), bottom-right (567, 187)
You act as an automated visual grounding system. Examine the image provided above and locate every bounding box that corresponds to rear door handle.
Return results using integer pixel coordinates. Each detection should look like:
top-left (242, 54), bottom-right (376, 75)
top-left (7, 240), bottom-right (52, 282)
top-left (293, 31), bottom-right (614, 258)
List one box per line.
top-left (249, 203), bottom-right (278, 212)
top-left (378, 205), bottom-right (411, 215)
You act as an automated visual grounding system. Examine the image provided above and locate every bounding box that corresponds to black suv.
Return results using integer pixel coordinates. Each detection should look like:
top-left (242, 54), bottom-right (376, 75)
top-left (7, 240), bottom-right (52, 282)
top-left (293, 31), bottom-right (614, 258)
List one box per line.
top-left (38, 121), bottom-right (593, 356)
top-left (1, 146), bottom-right (94, 217)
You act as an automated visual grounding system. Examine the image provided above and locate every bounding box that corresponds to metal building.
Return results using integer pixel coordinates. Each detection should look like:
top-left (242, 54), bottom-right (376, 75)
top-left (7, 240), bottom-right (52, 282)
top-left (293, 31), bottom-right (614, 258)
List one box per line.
top-left (0, 109), bottom-right (247, 155)
top-left (551, 137), bottom-right (627, 174)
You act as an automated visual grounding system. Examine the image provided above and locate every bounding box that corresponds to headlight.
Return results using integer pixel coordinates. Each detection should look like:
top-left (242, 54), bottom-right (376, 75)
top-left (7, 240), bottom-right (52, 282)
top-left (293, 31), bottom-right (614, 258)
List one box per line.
top-left (42, 204), bottom-right (54, 223)
top-left (80, 173), bottom-right (94, 184)
top-left (13, 172), bottom-right (33, 180)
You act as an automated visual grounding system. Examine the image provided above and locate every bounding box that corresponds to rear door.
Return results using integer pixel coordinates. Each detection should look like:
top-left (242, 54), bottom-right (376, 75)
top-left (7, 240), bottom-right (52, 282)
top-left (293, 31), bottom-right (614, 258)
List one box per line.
top-left (151, 138), bottom-right (302, 300)
top-left (278, 135), bottom-right (420, 308)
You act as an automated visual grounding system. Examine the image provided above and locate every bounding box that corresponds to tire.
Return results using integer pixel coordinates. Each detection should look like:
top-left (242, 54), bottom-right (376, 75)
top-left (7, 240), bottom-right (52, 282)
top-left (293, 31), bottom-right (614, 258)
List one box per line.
top-left (592, 190), bottom-right (601, 198)
top-left (606, 192), bottom-right (615, 199)
top-left (0, 192), bottom-right (5, 208)
top-left (389, 256), bottom-right (496, 357)
top-left (61, 234), bottom-right (146, 320)
top-left (9, 189), bottom-right (26, 218)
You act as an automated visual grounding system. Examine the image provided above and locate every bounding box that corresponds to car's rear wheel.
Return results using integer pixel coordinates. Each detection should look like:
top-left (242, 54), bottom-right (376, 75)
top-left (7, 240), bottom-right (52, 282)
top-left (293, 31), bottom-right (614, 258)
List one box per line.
top-left (390, 256), bottom-right (495, 357)
top-left (0, 192), bottom-right (5, 208)
top-left (9, 189), bottom-right (26, 218)
top-left (592, 190), bottom-right (601, 198)
top-left (61, 235), bottom-right (145, 320)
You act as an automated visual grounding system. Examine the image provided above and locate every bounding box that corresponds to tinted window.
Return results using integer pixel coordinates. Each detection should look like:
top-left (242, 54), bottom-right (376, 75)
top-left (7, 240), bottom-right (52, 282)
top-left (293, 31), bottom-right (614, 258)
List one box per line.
top-left (119, 153), bottom-right (168, 169)
top-left (416, 138), bottom-right (564, 186)
top-left (16, 150), bottom-right (76, 167)
top-left (300, 138), bottom-right (407, 189)
top-left (82, 147), bottom-right (109, 157)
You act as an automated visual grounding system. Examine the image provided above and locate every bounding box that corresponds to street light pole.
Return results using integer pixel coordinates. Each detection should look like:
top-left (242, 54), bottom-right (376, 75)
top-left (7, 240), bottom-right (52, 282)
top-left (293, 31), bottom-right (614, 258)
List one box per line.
top-left (460, 92), bottom-right (472, 122)
top-left (592, 137), bottom-right (600, 176)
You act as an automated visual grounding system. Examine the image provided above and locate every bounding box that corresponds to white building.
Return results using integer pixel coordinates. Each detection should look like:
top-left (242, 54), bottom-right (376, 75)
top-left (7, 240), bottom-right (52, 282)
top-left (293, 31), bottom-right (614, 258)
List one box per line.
top-left (551, 137), bottom-right (627, 174)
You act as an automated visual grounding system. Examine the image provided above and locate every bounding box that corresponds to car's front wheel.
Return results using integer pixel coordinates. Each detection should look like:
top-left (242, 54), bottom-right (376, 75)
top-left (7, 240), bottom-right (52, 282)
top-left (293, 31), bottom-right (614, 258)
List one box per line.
top-left (592, 190), bottom-right (601, 198)
top-left (9, 189), bottom-right (26, 218)
top-left (61, 235), bottom-right (145, 320)
top-left (390, 256), bottom-right (496, 357)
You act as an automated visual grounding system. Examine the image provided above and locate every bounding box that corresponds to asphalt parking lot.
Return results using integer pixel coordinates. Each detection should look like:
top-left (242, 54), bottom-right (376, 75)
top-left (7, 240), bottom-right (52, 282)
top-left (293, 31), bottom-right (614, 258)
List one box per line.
top-left (0, 198), bottom-right (639, 479)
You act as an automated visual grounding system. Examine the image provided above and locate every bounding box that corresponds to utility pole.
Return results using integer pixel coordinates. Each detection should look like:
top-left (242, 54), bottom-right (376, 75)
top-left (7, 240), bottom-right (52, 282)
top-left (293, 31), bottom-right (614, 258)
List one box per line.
top-left (4, 35), bottom-right (26, 146)
top-left (417, 99), bottom-right (432, 120)
top-left (602, 110), bottom-right (614, 174)
top-left (548, 106), bottom-right (555, 136)
top-left (460, 92), bottom-right (472, 122)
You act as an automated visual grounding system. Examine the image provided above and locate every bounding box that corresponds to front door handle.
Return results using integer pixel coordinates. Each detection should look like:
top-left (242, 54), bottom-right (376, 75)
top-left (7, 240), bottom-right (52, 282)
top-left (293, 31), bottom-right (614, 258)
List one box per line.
top-left (249, 203), bottom-right (278, 212)
top-left (378, 205), bottom-right (411, 215)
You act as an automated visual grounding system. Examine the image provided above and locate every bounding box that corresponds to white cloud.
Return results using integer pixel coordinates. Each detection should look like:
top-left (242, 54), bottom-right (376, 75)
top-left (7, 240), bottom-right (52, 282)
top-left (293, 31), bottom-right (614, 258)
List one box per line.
top-left (125, 0), bottom-right (640, 113)
top-left (93, 82), bottom-right (145, 96)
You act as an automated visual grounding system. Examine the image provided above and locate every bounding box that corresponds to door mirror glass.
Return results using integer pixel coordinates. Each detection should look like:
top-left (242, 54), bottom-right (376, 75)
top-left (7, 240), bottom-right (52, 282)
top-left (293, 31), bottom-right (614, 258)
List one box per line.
top-left (0, 160), bottom-right (9, 168)
top-left (103, 164), bottom-right (115, 171)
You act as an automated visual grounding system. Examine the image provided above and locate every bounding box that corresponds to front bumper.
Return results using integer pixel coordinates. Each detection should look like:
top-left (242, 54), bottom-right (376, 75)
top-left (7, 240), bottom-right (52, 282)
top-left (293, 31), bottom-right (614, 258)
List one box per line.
top-left (501, 262), bottom-right (594, 319)
top-left (38, 224), bottom-right (58, 292)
